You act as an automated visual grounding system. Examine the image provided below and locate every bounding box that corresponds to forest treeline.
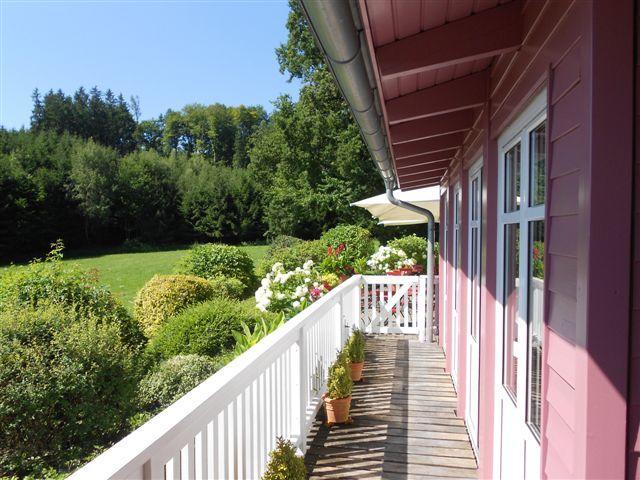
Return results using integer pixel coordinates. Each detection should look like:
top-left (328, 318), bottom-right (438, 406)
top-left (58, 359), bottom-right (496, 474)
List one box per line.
top-left (0, 2), bottom-right (395, 261)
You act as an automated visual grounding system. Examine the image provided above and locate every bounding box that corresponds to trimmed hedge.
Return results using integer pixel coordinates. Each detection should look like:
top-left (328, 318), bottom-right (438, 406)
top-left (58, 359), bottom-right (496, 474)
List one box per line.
top-left (134, 274), bottom-right (217, 337)
top-left (257, 239), bottom-right (326, 278)
top-left (320, 225), bottom-right (375, 265)
top-left (0, 304), bottom-right (139, 477)
top-left (176, 244), bottom-right (257, 294)
top-left (0, 249), bottom-right (143, 347)
top-left (137, 354), bottom-right (220, 412)
top-left (207, 275), bottom-right (246, 300)
top-left (146, 297), bottom-right (277, 361)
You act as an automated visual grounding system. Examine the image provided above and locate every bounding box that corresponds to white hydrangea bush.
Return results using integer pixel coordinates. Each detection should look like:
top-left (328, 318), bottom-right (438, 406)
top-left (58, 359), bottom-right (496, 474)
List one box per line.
top-left (366, 245), bottom-right (416, 274)
top-left (255, 260), bottom-right (328, 316)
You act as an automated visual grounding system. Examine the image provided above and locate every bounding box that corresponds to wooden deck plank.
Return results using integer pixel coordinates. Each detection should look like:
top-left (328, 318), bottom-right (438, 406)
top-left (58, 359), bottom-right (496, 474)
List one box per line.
top-left (305, 335), bottom-right (478, 479)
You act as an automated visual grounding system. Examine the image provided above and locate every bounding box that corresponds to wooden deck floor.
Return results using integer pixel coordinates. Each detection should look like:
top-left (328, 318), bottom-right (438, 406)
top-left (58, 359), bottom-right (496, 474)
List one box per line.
top-left (305, 335), bottom-right (478, 479)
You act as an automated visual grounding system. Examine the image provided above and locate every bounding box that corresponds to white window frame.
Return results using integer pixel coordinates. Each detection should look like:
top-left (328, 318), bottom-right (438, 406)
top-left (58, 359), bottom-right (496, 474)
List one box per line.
top-left (493, 89), bottom-right (547, 473)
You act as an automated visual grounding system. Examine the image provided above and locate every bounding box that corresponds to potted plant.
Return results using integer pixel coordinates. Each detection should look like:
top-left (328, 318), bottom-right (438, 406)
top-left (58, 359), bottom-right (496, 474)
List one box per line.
top-left (323, 351), bottom-right (353, 425)
top-left (346, 329), bottom-right (366, 381)
top-left (262, 437), bottom-right (306, 480)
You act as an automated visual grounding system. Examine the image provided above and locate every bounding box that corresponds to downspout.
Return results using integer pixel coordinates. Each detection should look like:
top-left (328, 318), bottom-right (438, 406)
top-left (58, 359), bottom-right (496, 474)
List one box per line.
top-left (384, 180), bottom-right (436, 343)
top-left (300, 0), bottom-right (437, 343)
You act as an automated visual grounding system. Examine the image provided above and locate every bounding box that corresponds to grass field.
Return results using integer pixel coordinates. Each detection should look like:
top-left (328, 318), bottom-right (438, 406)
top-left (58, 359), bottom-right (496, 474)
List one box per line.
top-left (2, 245), bottom-right (268, 310)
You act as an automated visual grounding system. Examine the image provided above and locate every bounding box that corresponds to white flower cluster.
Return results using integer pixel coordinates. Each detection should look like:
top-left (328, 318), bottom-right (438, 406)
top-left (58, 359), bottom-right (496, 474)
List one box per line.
top-left (255, 260), bottom-right (324, 313)
top-left (366, 245), bottom-right (416, 273)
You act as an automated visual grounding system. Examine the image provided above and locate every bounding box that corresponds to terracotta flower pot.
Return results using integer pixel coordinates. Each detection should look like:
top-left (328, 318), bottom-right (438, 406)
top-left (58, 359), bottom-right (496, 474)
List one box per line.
top-left (323, 394), bottom-right (352, 425)
top-left (349, 361), bottom-right (364, 382)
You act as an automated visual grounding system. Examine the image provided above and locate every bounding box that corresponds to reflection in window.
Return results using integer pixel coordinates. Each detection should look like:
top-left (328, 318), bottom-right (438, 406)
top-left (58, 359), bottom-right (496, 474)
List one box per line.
top-left (505, 143), bottom-right (521, 212)
top-left (530, 123), bottom-right (546, 207)
top-left (455, 190), bottom-right (462, 308)
top-left (527, 221), bottom-right (544, 435)
top-left (503, 223), bottom-right (519, 400)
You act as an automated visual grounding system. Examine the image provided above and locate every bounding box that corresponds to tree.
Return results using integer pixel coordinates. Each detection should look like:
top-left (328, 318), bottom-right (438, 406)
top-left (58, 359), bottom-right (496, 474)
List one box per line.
top-left (116, 150), bottom-right (182, 241)
top-left (30, 87), bottom-right (137, 154)
top-left (248, 2), bottom-right (382, 238)
top-left (68, 140), bottom-right (119, 240)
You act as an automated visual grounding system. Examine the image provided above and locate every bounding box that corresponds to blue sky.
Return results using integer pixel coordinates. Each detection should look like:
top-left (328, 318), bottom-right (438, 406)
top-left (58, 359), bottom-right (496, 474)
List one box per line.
top-left (0, 0), bottom-right (301, 129)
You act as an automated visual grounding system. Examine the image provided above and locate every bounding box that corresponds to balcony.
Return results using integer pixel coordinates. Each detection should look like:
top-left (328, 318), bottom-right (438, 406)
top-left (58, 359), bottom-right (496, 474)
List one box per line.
top-left (70, 274), bottom-right (476, 480)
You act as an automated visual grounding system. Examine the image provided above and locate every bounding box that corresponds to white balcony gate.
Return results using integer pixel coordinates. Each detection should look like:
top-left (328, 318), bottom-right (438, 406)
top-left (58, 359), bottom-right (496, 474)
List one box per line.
top-left (70, 274), bottom-right (436, 480)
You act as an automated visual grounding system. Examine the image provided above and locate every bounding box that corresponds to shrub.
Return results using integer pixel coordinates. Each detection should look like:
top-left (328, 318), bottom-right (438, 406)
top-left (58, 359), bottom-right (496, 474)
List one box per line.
top-left (208, 275), bottom-right (246, 300)
top-left (0, 242), bottom-right (143, 347)
top-left (146, 297), bottom-right (278, 361)
top-left (255, 261), bottom-right (327, 315)
top-left (257, 240), bottom-right (326, 278)
top-left (137, 355), bottom-right (220, 412)
top-left (134, 274), bottom-right (216, 337)
top-left (388, 234), bottom-right (427, 268)
top-left (0, 303), bottom-right (138, 477)
top-left (176, 243), bottom-right (257, 294)
top-left (262, 437), bottom-right (306, 480)
top-left (366, 245), bottom-right (415, 274)
top-left (267, 235), bottom-right (302, 256)
top-left (327, 351), bottom-right (353, 400)
top-left (320, 225), bottom-right (375, 265)
top-left (346, 330), bottom-right (366, 363)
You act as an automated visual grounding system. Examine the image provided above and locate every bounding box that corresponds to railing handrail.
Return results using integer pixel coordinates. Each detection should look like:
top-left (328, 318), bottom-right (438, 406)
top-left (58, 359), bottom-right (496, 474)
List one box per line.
top-left (70, 275), bottom-right (362, 479)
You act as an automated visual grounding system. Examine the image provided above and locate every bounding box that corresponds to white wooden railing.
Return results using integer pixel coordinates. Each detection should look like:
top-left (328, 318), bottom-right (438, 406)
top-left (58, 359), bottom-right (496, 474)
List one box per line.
top-left (361, 274), bottom-right (439, 340)
top-left (70, 274), bottom-right (436, 480)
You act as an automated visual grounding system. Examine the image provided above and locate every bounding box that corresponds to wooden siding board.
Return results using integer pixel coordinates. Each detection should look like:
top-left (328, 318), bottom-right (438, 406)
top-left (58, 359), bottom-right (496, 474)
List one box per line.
top-left (548, 215), bottom-right (579, 258)
top-left (549, 127), bottom-right (585, 179)
top-left (549, 83), bottom-right (583, 140)
top-left (548, 172), bottom-right (580, 217)
top-left (547, 254), bottom-right (577, 301)
top-left (545, 403), bottom-right (575, 469)
top-left (546, 321), bottom-right (576, 387)
top-left (544, 435), bottom-right (573, 478)
top-left (546, 368), bottom-right (576, 430)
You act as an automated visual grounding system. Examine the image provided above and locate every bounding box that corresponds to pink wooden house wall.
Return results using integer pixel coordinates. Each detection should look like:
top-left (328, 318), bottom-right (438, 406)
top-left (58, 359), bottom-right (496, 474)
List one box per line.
top-left (436, 1), bottom-right (636, 478)
top-left (627, 1), bottom-right (640, 476)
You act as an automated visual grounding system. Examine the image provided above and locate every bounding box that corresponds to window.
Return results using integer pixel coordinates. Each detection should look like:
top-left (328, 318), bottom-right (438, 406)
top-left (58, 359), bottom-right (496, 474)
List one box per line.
top-left (503, 223), bottom-right (519, 399)
top-left (527, 220), bottom-right (544, 434)
top-left (499, 105), bottom-right (546, 437)
top-left (504, 143), bottom-right (521, 212)
top-left (529, 123), bottom-right (546, 207)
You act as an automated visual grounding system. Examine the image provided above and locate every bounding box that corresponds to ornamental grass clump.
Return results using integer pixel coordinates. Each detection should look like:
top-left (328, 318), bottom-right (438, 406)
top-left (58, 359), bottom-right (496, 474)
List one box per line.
top-left (232, 314), bottom-right (285, 356)
top-left (261, 437), bottom-right (306, 480)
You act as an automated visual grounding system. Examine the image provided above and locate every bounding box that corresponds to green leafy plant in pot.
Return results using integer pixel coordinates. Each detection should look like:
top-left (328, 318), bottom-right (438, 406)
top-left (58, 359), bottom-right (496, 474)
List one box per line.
top-left (261, 437), bottom-right (306, 480)
top-left (323, 350), bottom-right (354, 425)
top-left (346, 329), bottom-right (366, 381)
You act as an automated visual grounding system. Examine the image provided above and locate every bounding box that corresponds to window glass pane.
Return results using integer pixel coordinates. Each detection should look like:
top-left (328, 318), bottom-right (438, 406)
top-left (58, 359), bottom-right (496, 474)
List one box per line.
top-left (530, 122), bottom-right (547, 206)
top-left (503, 223), bottom-right (520, 399)
top-left (527, 220), bottom-right (544, 435)
top-left (472, 177), bottom-right (479, 221)
top-left (454, 191), bottom-right (462, 308)
top-left (471, 227), bottom-right (479, 339)
top-left (504, 143), bottom-right (521, 212)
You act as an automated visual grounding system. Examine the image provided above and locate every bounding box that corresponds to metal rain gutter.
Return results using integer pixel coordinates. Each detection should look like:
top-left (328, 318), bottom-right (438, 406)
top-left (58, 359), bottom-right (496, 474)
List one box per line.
top-left (300, 0), bottom-right (437, 343)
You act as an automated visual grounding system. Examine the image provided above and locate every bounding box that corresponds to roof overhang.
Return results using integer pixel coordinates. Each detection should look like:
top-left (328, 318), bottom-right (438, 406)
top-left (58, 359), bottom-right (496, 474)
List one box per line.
top-left (302, 0), bottom-right (523, 190)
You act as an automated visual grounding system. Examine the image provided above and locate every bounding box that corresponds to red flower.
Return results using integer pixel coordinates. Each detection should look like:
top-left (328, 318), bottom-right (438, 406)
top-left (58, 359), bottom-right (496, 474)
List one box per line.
top-left (328, 246), bottom-right (333, 256)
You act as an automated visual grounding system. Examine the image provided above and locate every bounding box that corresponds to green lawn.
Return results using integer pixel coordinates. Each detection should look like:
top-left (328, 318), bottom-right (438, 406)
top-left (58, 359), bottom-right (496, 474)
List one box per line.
top-left (3, 245), bottom-right (268, 310)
